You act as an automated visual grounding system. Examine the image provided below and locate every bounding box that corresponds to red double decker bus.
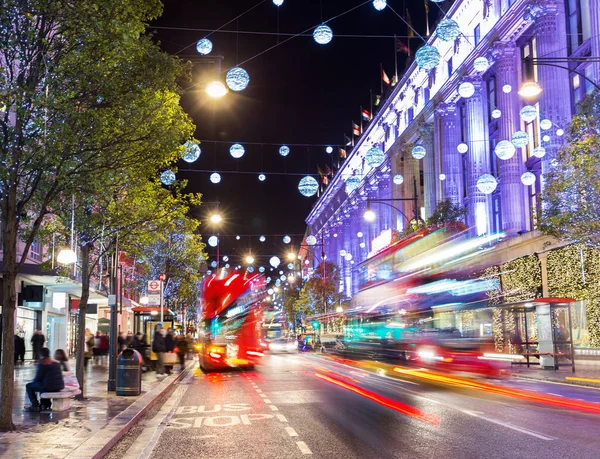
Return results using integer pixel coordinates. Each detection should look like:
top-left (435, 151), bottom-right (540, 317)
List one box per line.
top-left (198, 271), bottom-right (266, 371)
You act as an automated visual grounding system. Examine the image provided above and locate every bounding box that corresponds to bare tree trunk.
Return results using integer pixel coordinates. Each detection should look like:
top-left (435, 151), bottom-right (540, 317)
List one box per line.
top-left (0, 202), bottom-right (18, 431)
top-left (75, 243), bottom-right (90, 401)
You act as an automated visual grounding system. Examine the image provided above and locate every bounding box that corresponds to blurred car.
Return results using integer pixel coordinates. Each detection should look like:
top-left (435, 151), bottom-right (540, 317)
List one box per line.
top-left (268, 338), bottom-right (298, 353)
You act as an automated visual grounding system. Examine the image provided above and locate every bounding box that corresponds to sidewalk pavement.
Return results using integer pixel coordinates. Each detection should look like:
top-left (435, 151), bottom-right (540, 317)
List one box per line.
top-left (0, 357), bottom-right (196, 458)
top-left (511, 360), bottom-right (600, 388)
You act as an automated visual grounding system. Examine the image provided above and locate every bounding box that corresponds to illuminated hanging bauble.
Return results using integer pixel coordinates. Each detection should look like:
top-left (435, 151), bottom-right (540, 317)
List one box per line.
top-left (372, 0), bottom-right (386, 10)
top-left (259, 266), bottom-right (266, 273)
top-left (520, 105), bottom-right (537, 123)
top-left (502, 84), bottom-right (512, 93)
top-left (270, 256), bottom-right (281, 268)
top-left (283, 235), bottom-right (291, 244)
top-left (458, 81), bottom-right (475, 98)
top-left (359, 242), bottom-right (366, 248)
top-left (207, 270), bottom-right (212, 276)
top-left (415, 45), bottom-right (441, 70)
top-left (476, 174), bottom-right (498, 194)
top-left (495, 140), bottom-right (516, 160)
top-left (313, 24), bottom-right (333, 44)
top-left (279, 145), bottom-right (290, 157)
top-left (160, 170), bottom-right (176, 185)
top-left (207, 236), bottom-right (218, 247)
top-left (210, 172), bottom-right (221, 184)
top-left (511, 130), bottom-right (530, 148)
top-left (258, 173), bottom-right (266, 182)
top-left (275, 279), bottom-right (281, 287)
top-left (287, 263), bottom-right (295, 270)
top-left (210, 261), bottom-right (217, 268)
top-left (298, 175), bottom-right (319, 197)
top-left (196, 38), bottom-right (213, 55)
top-left (521, 172), bottom-right (536, 186)
top-left (439, 174), bottom-right (446, 181)
top-left (182, 142), bottom-right (201, 163)
top-left (556, 128), bottom-right (565, 136)
top-left (223, 256), bottom-right (229, 262)
top-left (550, 158), bottom-right (559, 167)
top-left (533, 146), bottom-right (546, 158)
top-left (225, 67), bottom-right (250, 91)
top-left (273, 0), bottom-right (284, 6)
top-left (540, 119), bottom-right (552, 130)
top-left (225, 263), bottom-right (230, 269)
top-left (340, 249), bottom-right (347, 257)
top-left (393, 174), bottom-right (404, 185)
top-left (230, 143), bottom-right (245, 158)
top-left (543, 135), bottom-right (551, 142)
top-left (306, 235), bottom-right (317, 246)
top-left (326, 146), bottom-right (333, 154)
top-left (247, 266), bottom-right (255, 273)
top-left (279, 274), bottom-right (286, 281)
top-left (411, 145), bottom-right (426, 160)
top-left (345, 175), bottom-right (361, 194)
top-left (236, 235), bottom-right (241, 240)
top-left (457, 143), bottom-right (468, 154)
top-left (259, 235), bottom-right (266, 242)
top-left (491, 109), bottom-right (502, 119)
top-left (345, 253), bottom-right (353, 261)
top-left (366, 146), bottom-right (385, 167)
top-left (436, 18), bottom-right (460, 42)
top-left (473, 57), bottom-right (489, 72)
top-left (357, 231), bottom-right (363, 238)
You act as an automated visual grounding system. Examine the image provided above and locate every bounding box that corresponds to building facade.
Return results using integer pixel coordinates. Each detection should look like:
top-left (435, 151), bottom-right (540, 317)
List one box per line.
top-left (304, 0), bottom-right (599, 312)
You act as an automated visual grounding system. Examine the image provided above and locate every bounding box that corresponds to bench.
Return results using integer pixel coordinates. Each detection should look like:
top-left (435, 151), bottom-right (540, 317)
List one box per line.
top-left (40, 387), bottom-right (82, 411)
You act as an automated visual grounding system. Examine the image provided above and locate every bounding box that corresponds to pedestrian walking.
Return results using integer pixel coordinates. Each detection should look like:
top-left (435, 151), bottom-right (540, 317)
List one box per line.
top-left (164, 328), bottom-right (175, 375)
top-left (99, 331), bottom-right (109, 364)
top-left (176, 333), bottom-right (188, 372)
top-left (118, 332), bottom-right (127, 352)
top-left (132, 331), bottom-right (149, 371)
top-left (152, 325), bottom-right (166, 378)
top-left (31, 329), bottom-right (45, 361)
top-left (93, 330), bottom-right (101, 364)
top-left (24, 347), bottom-right (64, 412)
top-left (14, 333), bottom-right (25, 364)
top-left (84, 329), bottom-right (94, 369)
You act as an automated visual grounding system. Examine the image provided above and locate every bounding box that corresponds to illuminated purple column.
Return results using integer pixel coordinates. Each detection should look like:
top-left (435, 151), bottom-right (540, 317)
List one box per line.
top-left (403, 144), bottom-right (420, 225)
top-left (591, 1), bottom-right (600, 83)
top-left (435, 102), bottom-right (463, 206)
top-left (420, 123), bottom-right (436, 219)
top-left (464, 76), bottom-right (491, 236)
top-left (492, 41), bottom-right (526, 235)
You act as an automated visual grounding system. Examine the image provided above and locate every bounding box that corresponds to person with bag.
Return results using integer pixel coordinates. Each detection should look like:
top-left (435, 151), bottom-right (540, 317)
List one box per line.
top-left (24, 348), bottom-right (64, 412)
top-left (176, 333), bottom-right (188, 372)
top-left (152, 325), bottom-right (166, 378)
top-left (163, 328), bottom-right (176, 375)
top-left (84, 329), bottom-right (94, 369)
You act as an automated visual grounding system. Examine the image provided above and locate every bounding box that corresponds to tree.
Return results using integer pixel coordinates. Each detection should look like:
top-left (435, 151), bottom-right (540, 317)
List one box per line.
top-left (541, 92), bottom-right (600, 247)
top-left (294, 261), bottom-right (345, 319)
top-left (426, 198), bottom-right (467, 226)
top-left (0, 0), bottom-right (194, 430)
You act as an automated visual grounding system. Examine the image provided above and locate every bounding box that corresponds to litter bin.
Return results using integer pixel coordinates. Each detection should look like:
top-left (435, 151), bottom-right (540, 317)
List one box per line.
top-left (117, 349), bottom-right (143, 396)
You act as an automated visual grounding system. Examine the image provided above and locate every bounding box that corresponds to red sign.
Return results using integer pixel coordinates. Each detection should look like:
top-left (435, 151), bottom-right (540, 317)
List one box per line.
top-left (148, 280), bottom-right (160, 292)
top-left (159, 273), bottom-right (166, 282)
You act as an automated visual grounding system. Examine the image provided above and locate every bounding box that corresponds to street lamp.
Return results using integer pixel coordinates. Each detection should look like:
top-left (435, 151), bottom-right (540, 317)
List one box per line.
top-left (287, 252), bottom-right (296, 261)
top-left (56, 248), bottom-right (77, 265)
top-left (363, 209), bottom-right (376, 222)
top-left (518, 81), bottom-right (542, 98)
top-left (206, 81), bottom-right (228, 98)
top-left (210, 213), bottom-right (223, 224)
top-left (245, 254), bottom-right (255, 264)
top-left (362, 175), bottom-right (421, 227)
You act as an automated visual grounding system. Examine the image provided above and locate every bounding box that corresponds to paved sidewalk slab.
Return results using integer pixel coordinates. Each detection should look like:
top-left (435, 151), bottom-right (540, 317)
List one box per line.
top-left (512, 361), bottom-right (600, 388)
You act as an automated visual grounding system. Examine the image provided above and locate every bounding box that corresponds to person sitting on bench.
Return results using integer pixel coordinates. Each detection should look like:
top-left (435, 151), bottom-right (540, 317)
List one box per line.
top-left (25, 347), bottom-right (64, 412)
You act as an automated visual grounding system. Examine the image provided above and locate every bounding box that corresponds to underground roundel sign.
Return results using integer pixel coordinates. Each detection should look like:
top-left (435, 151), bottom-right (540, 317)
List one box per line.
top-left (148, 280), bottom-right (160, 293)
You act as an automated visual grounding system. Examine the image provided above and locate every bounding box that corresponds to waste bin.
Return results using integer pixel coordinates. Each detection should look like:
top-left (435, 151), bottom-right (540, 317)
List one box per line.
top-left (117, 349), bottom-right (143, 396)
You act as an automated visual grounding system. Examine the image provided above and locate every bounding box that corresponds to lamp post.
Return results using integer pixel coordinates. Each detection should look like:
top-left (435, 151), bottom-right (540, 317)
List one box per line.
top-left (519, 57), bottom-right (600, 96)
top-left (363, 176), bottom-right (423, 227)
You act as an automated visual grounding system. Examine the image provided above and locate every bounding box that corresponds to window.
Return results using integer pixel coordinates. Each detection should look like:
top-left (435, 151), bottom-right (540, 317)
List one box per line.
top-left (487, 77), bottom-right (497, 122)
top-left (424, 87), bottom-right (430, 105)
top-left (474, 24), bottom-right (481, 46)
top-left (407, 107), bottom-right (414, 124)
top-left (521, 39), bottom-right (537, 83)
top-left (492, 194), bottom-right (502, 234)
top-left (572, 66), bottom-right (595, 111)
top-left (567, 0), bottom-right (591, 53)
top-left (447, 58), bottom-right (453, 78)
top-left (29, 239), bottom-right (42, 262)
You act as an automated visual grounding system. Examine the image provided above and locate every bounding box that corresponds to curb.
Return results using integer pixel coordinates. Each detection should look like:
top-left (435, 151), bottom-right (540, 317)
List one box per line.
top-left (65, 361), bottom-right (196, 459)
top-left (514, 373), bottom-right (600, 389)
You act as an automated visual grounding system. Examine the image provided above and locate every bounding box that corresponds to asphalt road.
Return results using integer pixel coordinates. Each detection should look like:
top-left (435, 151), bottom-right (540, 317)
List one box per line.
top-left (114, 353), bottom-right (600, 459)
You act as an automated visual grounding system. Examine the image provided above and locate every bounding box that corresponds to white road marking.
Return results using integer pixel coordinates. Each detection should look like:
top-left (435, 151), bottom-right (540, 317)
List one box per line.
top-left (268, 405), bottom-right (279, 411)
top-left (264, 399), bottom-right (272, 404)
top-left (255, 389), bottom-right (262, 393)
top-left (296, 441), bottom-right (313, 455)
top-left (548, 393), bottom-right (564, 397)
top-left (189, 435), bottom-right (217, 439)
top-left (285, 426), bottom-right (299, 437)
top-left (276, 414), bottom-right (288, 422)
top-left (461, 410), bottom-right (555, 440)
top-left (259, 394), bottom-right (267, 398)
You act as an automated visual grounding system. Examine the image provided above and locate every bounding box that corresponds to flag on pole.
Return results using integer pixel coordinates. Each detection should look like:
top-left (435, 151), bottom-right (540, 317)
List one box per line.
top-left (344, 134), bottom-right (352, 146)
top-left (406, 9), bottom-right (415, 38)
top-left (382, 69), bottom-right (391, 85)
top-left (424, 0), bottom-right (430, 36)
top-left (396, 39), bottom-right (410, 54)
top-left (362, 109), bottom-right (372, 121)
top-left (339, 147), bottom-right (347, 159)
top-left (373, 93), bottom-right (381, 107)
top-left (352, 122), bottom-right (361, 136)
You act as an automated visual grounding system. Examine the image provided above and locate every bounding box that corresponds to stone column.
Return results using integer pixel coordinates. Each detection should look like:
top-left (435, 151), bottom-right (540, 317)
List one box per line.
top-left (492, 41), bottom-right (526, 236)
top-left (435, 102), bottom-right (463, 207)
top-left (420, 123), bottom-right (436, 219)
top-left (464, 76), bottom-right (491, 236)
top-left (529, 0), bottom-right (571, 176)
top-left (403, 143), bottom-right (420, 225)
top-left (590, 0), bottom-right (600, 83)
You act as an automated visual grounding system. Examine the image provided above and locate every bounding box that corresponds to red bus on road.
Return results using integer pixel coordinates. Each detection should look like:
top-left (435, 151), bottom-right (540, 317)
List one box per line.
top-left (198, 271), bottom-right (266, 371)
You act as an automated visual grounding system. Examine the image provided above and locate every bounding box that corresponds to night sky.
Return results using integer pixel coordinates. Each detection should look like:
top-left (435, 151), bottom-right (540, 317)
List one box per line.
top-left (151, 0), bottom-right (429, 265)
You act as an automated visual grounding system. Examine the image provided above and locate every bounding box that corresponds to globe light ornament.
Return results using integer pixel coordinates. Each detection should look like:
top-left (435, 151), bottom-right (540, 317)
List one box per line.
top-left (457, 143), bottom-right (468, 154)
top-left (306, 235), bottom-right (317, 246)
top-left (225, 67), bottom-right (250, 91)
top-left (273, 0), bottom-right (284, 5)
top-left (373, 0), bottom-right (386, 10)
top-left (476, 174), bottom-right (498, 194)
top-left (160, 170), bottom-right (176, 186)
top-left (345, 253), bottom-right (353, 261)
top-left (259, 266), bottom-right (266, 273)
top-left (540, 119), bottom-right (552, 130)
top-left (411, 145), bottom-right (426, 160)
top-left (439, 174), bottom-right (446, 181)
top-left (520, 105), bottom-right (538, 123)
top-left (279, 145), bottom-right (290, 157)
top-left (366, 146), bottom-right (385, 167)
top-left (248, 266), bottom-right (255, 273)
top-left (270, 256), bottom-right (281, 268)
top-left (210, 172), bottom-right (221, 184)
top-left (543, 135), bottom-right (551, 142)
top-left (415, 45), bottom-right (441, 70)
top-left (340, 249), bottom-right (347, 257)
top-left (182, 142), bottom-right (201, 163)
top-left (357, 231), bottom-right (363, 237)
top-left (258, 173), bottom-right (266, 182)
top-left (521, 172), bottom-right (536, 186)
top-left (298, 175), bottom-right (319, 197)
top-left (210, 261), bottom-right (217, 268)
top-left (495, 140), bottom-right (516, 160)
top-left (491, 109), bottom-right (502, 119)
top-left (283, 235), bottom-right (291, 244)
top-left (313, 24), bottom-right (333, 45)
top-left (458, 81), bottom-right (475, 98)
top-left (223, 256), bottom-right (229, 262)
top-left (259, 235), bottom-right (266, 242)
top-left (511, 130), bottom-right (530, 148)
top-left (436, 18), bottom-right (461, 42)
top-left (326, 146), bottom-right (333, 154)
top-left (533, 146), bottom-right (546, 158)
top-left (279, 274), bottom-right (286, 281)
top-left (556, 128), bottom-right (565, 136)
top-left (287, 262), bottom-right (294, 269)
top-left (230, 143), bottom-right (245, 159)
top-left (208, 236), bottom-right (218, 247)
top-left (473, 57), bottom-right (489, 72)
top-left (196, 38), bottom-right (213, 55)
top-left (502, 84), bottom-right (512, 93)
top-left (393, 174), bottom-right (404, 185)
top-left (345, 175), bottom-right (361, 194)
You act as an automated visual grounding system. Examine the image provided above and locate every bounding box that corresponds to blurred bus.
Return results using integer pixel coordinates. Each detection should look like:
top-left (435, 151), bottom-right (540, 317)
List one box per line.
top-left (198, 272), bottom-right (266, 371)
